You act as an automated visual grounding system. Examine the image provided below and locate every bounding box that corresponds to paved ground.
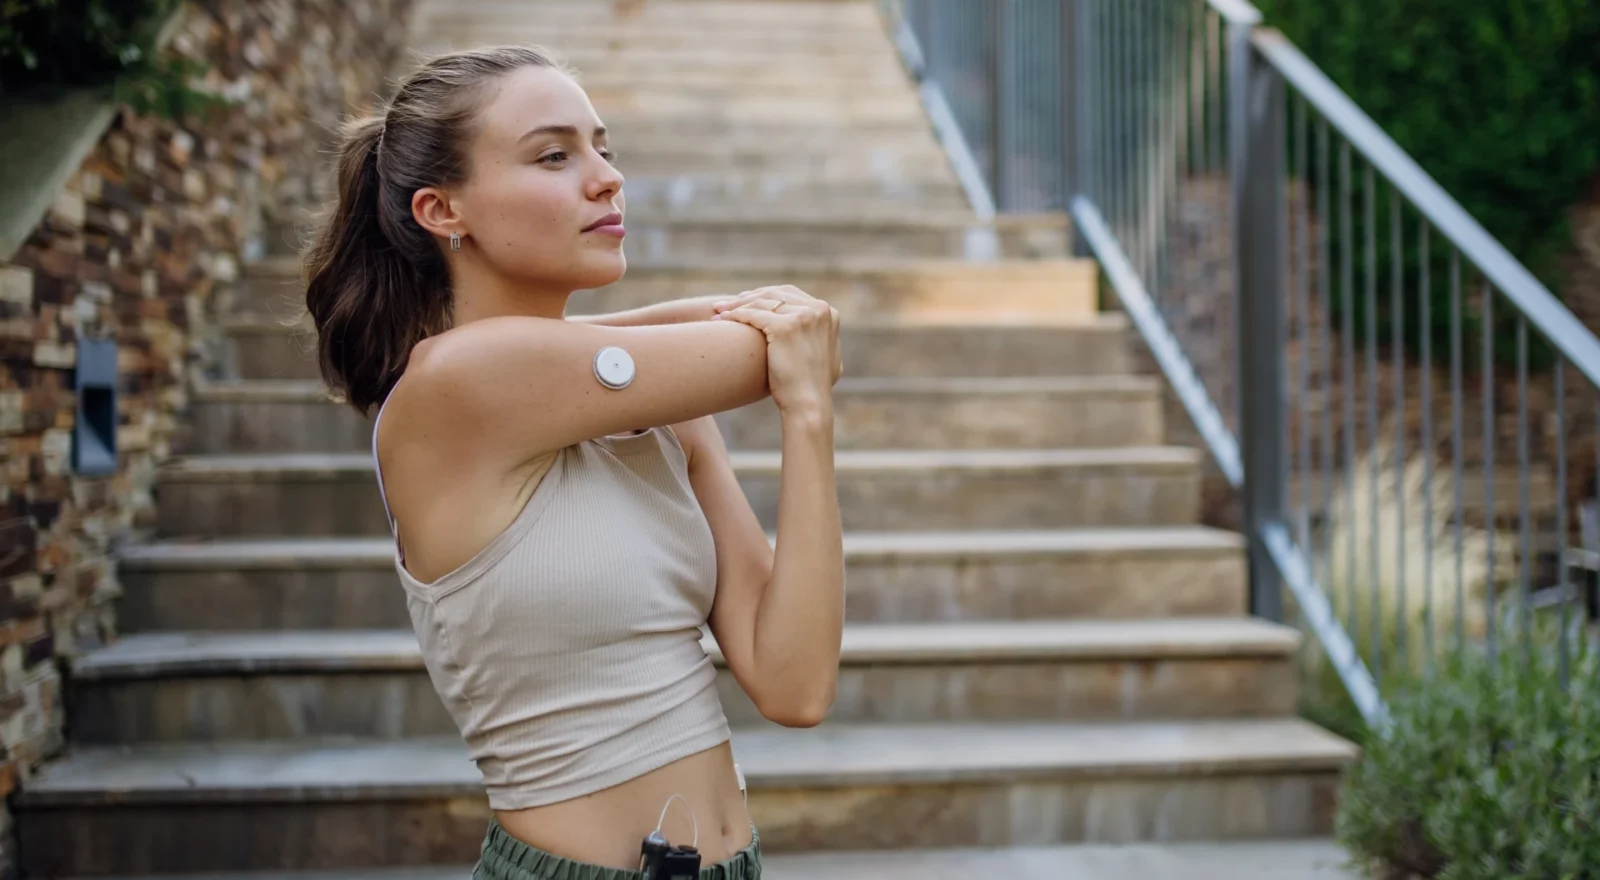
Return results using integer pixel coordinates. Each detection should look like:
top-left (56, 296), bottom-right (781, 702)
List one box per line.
top-left (114, 840), bottom-right (1359, 879)
top-left (765, 840), bottom-right (1360, 878)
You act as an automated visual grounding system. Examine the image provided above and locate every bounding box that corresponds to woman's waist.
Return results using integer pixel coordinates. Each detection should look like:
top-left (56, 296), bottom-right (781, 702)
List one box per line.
top-left (492, 741), bottom-right (753, 870)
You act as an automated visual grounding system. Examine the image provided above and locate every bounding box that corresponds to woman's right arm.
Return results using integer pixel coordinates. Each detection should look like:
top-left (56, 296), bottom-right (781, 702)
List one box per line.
top-left (399, 314), bottom-right (770, 465)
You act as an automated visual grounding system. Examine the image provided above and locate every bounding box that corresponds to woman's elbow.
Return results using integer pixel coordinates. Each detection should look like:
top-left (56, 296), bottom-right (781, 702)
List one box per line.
top-left (754, 682), bottom-right (835, 728)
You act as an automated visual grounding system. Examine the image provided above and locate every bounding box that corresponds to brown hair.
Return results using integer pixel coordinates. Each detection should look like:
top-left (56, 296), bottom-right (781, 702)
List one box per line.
top-left (303, 45), bottom-right (568, 414)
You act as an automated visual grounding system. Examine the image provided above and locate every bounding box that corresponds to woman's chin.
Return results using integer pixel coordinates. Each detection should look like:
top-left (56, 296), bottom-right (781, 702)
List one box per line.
top-left (575, 254), bottom-right (628, 290)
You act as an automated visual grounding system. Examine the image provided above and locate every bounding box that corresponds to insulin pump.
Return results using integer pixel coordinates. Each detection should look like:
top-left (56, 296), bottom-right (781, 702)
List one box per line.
top-left (639, 829), bottom-right (700, 878)
top-left (640, 764), bottom-right (747, 878)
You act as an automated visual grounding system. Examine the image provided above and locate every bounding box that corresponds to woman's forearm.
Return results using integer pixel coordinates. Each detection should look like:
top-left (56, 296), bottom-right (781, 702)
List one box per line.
top-left (749, 405), bottom-right (844, 725)
top-left (566, 295), bottom-right (725, 327)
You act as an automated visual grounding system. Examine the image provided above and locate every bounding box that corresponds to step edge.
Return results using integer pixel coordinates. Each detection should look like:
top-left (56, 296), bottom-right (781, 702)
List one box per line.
top-left (157, 446), bottom-right (1204, 482)
top-left (72, 620), bottom-right (1297, 680)
top-left (245, 256), bottom-right (1093, 279)
top-left (14, 722), bottom-right (1358, 807)
top-left (116, 528), bottom-right (1246, 570)
top-left (190, 377), bottom-right (1157, 404)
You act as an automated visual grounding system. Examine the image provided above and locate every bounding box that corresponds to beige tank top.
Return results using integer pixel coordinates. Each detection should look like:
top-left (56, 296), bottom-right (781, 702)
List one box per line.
top-left (372, 404), bottom-right (731, 810)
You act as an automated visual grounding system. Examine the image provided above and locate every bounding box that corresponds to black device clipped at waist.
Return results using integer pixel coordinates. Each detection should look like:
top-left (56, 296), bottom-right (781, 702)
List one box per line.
top-left (640, 829), bottom-right (702, 879)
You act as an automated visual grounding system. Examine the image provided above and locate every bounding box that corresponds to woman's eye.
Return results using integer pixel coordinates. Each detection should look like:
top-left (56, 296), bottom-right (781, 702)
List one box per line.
top-left (599, 149), bottom-right (618, 164)
top-left (538, 150), bottom-right (569, 164)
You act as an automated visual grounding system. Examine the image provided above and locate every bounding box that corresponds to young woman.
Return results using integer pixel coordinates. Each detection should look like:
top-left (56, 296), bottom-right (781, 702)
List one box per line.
top-left (303, 46), bottom-right (845, 879)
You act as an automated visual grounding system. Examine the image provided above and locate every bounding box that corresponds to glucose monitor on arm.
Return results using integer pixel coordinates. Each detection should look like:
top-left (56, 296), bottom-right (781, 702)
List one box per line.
top-left (593, 346), bottom-right (636, 390)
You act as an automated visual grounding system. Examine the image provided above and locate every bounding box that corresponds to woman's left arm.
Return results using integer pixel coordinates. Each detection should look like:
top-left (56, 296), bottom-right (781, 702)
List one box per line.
top-left (672, 414), bottom-right (844, 727)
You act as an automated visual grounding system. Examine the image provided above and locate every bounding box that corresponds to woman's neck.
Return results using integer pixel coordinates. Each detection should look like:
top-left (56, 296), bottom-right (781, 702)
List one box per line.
top-left (449, 260), bottom-right (573, 324)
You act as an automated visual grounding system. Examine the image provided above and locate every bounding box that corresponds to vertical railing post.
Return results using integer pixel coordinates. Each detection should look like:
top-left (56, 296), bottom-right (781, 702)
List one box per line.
top-left (1063, 0), bottom-right (1092, 255)
top-left (1232, 25), bottom-right (1287, 622)
top-left (989, 0), bottom-right (1013, 211)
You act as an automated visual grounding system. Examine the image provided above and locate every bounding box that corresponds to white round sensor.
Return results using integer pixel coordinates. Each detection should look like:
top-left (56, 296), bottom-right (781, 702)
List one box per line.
top-left (593, 346), bottom-right (636, 390)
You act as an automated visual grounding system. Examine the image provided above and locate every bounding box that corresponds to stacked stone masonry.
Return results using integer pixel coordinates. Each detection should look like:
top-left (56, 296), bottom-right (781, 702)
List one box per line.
top-left (0, 0), bottom-right (411, 872)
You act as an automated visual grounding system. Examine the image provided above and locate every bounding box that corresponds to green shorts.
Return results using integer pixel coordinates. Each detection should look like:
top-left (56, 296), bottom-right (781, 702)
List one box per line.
top-left (472, 818), bottom-right (762, 880)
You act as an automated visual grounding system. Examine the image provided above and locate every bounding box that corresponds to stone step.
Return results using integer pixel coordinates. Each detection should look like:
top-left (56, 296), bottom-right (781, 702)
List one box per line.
top-left (235, 257), bottom-right (1095, 323)
top-left (114, 527), bottom-right (1246, 631)
top-left (219, 313), bottom-right (1132, 382)
top-left (610, 172), bottom-right (969, 214)
top-left (616, 213), bottom-right (1065, 262)
top-left (571, 65), bottom-right (920, 92)
top-left (67, 619), bottom-right (1300, 742)
top-left (177, 375), bottom-right (1152, 454)
top-left (583, 78), bottom-right (920, 110)
top-left (15, 719), bottom-right (1356, 873)
top-left (599, 112), bottom-right (939, 141)
top-left (426, 0), bottom-right (884, 29)
top-left (423, 24), bottom-right (899, 57)
top-left (422, 1), bottom-right (886, 32)
top-left (60, 839), bottom-right (1357, 880)
top-left (571, 256), bottom-right (1096, 318)
top-left (154, 445), bottom-right (1199, 537)
top-left (435, 12), bottom-right (894, 40)
top-left (563, 55), bottom-right (913, 88)
top-left (604, 91), bottom-right (936, 127)
top-left (607, 138), bottom-right (953, 176)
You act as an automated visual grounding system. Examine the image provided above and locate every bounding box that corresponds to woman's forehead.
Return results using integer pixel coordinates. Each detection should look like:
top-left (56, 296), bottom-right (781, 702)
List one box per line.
top-left (477, 67), bottom-right (602, 143)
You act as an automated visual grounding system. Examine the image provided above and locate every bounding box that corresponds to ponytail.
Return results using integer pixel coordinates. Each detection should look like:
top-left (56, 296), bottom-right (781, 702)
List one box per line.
top-left (302, 115), bottom-right (449, 415)
top-left (302, 45), bottom-right (565, 415)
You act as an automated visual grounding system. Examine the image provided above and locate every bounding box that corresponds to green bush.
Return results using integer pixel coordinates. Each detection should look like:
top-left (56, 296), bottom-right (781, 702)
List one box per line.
top-left (1, 0), bottom-right (223, 118)
top-left (1257, 0), bottom-right (1600, 367)
top-left (1336, 624), bottom-right (1600, 879)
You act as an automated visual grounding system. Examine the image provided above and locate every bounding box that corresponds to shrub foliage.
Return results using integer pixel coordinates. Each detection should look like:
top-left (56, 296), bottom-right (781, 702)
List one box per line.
top-left (1256, 0), bottom-right (1600, 366)
top-left (1337, 627), bottom-right (1600, 879)
top-left (1, 0), bottom-right (221, 118)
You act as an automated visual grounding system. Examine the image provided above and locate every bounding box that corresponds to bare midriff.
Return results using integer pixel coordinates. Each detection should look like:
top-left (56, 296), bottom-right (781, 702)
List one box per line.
top-left (493, 741), bottom-right (754, 870)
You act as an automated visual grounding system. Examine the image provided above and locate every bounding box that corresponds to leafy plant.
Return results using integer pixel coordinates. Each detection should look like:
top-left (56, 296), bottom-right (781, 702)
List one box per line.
top-left (0, 0), bottom-right (226, 119)
top-left (1336, 618), bottom-right (1600, 879)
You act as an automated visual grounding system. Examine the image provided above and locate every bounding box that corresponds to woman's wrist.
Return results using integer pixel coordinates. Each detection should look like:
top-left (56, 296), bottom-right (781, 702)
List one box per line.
top-left (777, 400), bottom-right (833, 433)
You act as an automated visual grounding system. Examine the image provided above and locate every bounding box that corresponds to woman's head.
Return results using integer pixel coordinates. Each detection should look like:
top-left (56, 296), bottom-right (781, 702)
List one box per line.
top-left (304, 45), bottom-right (626, 414)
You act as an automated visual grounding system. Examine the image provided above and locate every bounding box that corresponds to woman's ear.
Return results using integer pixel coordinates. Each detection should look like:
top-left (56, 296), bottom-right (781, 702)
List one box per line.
top-left (412, 186), bottom-right (465, 244)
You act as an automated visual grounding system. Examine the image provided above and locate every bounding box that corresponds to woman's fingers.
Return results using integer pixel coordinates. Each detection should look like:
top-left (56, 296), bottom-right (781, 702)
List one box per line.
top-left (713, 285), bottom-right (817, 314)
top-left (712, 287), bottom-right (783, 312)
top-left (714, 304), bottom-right (781, 335)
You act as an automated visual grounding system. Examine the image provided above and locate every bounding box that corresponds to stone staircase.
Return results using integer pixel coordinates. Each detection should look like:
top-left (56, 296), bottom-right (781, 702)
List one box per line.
top-left (12, 1), bottom-right (1357, 876)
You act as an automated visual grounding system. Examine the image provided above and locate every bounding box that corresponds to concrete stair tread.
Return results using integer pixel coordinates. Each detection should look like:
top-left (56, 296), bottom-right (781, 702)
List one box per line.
top-left (117, 526), bottom-right (1245, 569)
top-left (69, 839), bottom-right (1355, 879)
top-left (20, 718), bottom-right (1356, 805)
top-left (219, 311), bottom-right (1129, 334)
top-left (189, 375), bottom-right (1159, 404)
top-left (242, 255), bottom-right (1088, 280)
top-left (159, 445), bottom-right (1200, 482)
top-left (73, 618), bottom-right (1297, 680)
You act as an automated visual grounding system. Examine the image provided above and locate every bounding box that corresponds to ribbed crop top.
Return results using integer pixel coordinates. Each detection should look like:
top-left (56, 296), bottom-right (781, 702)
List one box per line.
top-left (372, 403), bottom-right (732, 810)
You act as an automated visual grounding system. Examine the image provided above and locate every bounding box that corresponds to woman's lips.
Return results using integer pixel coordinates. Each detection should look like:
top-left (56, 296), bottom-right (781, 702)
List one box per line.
top-left (583, 212), bottom-right (625, 237)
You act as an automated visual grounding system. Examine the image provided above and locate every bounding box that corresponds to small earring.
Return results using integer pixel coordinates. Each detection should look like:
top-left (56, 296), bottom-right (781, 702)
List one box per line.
top-left (449, 232), bottom-right (461, 252)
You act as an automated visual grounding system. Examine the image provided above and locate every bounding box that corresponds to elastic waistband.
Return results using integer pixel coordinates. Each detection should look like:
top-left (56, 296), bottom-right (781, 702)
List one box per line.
top-left (476, 818), bottom-right (762, 880)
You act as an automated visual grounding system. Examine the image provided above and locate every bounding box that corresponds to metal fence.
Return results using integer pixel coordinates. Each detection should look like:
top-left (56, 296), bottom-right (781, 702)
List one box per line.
top-left (884, 0), bottom-right (1600, 723)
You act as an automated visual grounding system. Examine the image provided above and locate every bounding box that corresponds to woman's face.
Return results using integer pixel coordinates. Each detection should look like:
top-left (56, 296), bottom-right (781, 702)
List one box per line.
top-left (450, 65), bottom-right (627, 293)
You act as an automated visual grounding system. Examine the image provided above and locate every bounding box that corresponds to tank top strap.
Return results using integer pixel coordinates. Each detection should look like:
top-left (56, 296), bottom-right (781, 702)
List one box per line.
top-left (371, 394), bottom-right (400, 541)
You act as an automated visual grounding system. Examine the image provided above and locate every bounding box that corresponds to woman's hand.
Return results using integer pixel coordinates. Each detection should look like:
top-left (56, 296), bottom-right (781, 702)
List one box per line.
top-left (712, 286), bottom-right (841, 415)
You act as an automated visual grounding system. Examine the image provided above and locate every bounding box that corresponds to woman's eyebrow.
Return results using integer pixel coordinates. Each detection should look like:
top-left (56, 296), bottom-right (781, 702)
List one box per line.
top-left (517, 124), bottom-right (606, 143)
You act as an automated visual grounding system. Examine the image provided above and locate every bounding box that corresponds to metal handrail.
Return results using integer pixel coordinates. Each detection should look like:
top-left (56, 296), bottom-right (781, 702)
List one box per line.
top-left (1204, 0), bottom-right (1261, 26)
top-left (1251, 28), bottom-right (1600, 389)
top-left (898, 0), bottom-right (1600, 723)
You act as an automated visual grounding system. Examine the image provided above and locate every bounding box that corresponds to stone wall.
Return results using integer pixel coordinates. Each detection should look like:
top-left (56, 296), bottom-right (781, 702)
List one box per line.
top-left (0, 0), bottom-right (411, 871)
